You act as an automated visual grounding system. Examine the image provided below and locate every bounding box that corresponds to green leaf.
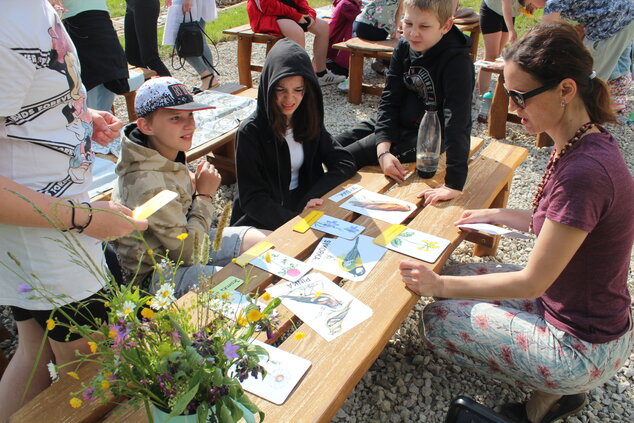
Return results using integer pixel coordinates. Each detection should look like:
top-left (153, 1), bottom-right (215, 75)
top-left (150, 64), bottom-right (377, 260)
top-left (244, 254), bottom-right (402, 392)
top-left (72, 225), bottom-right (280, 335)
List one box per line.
top-left (231, 398), bottom-right (259, 423)
top-left (169, 382), bottom-right (199, 417)
top-left (218, 401), bottom-right (233, 423)
top-left (262, 297), bottom-right (281, 314)
top-left (390, 238), bottom-right (402, 247)
top-left (196, 403), bottom-right (209, 423)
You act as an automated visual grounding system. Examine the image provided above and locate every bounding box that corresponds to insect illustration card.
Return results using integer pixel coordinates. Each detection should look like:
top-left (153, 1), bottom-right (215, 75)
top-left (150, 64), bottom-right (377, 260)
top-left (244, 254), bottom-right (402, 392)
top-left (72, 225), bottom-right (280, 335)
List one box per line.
top-left (250, 249), bottom-right (312, 282)
top-left (306, 235), bottom-right (386, 282)
top-left (239, 339), bottom-right (312, 405)
top-left (310, 214), bottom-right (365, 240)
top-left (386, 228), bottom-right (451, 263)
top-left (266, 272), bottom-right (373, 341)
top-left (340, 190), bottom-right (417, 224)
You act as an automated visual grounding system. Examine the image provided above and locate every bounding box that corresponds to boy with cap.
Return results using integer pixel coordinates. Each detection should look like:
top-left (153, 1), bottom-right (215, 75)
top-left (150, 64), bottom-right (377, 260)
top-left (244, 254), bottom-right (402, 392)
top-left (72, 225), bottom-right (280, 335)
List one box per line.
top-left (113, 77), bottom-right (268, 297)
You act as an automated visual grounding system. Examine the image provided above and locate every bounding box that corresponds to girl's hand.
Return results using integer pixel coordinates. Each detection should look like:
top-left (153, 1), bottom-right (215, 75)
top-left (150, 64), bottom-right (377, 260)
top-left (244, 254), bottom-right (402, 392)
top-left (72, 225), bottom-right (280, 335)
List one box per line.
top-left (303, 198), bottom-right (323, 210)
top-left (508, 29), bottom-right (517, 44)
top-left (399, 259), bottom-right (443, 297)
top-left (83, 201), bottom-right (148, 241)
top-left (417, 184), bottom-right (461, 206)
top-left (453, 208), bottom-right (499, 226)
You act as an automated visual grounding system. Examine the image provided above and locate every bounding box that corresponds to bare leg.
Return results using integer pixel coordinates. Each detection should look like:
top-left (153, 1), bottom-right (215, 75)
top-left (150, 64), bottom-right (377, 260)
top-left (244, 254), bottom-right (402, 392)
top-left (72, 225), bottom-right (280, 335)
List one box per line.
top-left (240, 228), bottom-right (271, 254)
top-left (478, 31), bottom-right (504, 94)
top-left (0, 319), bottom-right (54, 422)
top-left (308, 18), bottom-right (329, 73)
top-left (277, 19), bottom-right (306, 48)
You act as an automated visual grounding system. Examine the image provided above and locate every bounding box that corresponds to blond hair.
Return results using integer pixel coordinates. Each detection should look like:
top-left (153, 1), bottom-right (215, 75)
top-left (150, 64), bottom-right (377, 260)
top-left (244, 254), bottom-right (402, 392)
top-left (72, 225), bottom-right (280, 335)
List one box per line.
top-left (403, 0), bottom-right (453, 25)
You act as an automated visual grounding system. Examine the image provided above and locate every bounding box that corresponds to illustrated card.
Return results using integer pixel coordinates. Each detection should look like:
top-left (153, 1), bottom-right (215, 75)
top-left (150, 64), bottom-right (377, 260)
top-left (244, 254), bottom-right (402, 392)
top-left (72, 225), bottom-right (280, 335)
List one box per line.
top-left (328, 184), bottom-right (363, 202)
top-left (386, 228), bottom-right (451, 263)
top-left (310, 214), bottom-right (365, 240)
top-left (213, 290), bottom-right (259, 321)
top-left (306, 235), bottom-right (386, 282)
top-left (266, 272), bottom-right (373, 341)
top-left (340, 190), bottom-right (417, 224)
top-left (250, 249), bottom-right (312, 282)
top-left (239, 339), bottom-right (312, 405)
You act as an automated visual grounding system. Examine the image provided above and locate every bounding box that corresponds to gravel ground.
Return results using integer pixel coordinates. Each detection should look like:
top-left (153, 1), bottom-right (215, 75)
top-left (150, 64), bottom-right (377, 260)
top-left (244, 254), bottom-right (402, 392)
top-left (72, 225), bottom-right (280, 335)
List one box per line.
top-left (1, 33), bottom-right (632, 422)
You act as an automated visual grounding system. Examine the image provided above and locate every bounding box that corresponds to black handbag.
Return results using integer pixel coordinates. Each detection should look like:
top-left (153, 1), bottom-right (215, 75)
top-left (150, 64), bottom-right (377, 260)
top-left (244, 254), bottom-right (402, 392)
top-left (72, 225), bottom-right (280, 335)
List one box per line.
top-left (175, 12), bottom-right (204, 58)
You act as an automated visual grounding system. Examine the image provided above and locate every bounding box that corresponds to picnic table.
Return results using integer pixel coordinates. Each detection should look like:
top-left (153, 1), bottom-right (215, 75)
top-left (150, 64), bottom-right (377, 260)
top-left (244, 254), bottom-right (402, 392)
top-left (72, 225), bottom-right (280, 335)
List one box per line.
top-left (10, 137), bottom-right (528, 423)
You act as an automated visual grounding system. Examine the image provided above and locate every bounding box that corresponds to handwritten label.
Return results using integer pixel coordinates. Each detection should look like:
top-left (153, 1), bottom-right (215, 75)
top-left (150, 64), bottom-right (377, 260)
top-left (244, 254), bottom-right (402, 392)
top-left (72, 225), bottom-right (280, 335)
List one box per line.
top-left (212, 276), bottom-right (244, 293)
top-left (292, 210), bottom-right (324, 233)
top-left (235, 241), bottom-right (274, 267)
top-left (373, 224), bottom-right (407, 247)
top-left (328, 184), bottom-right (363, 202)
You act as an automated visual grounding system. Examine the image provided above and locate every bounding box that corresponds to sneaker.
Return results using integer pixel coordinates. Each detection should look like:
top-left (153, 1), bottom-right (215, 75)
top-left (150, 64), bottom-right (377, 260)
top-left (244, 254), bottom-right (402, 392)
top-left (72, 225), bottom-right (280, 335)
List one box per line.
top-left (337, 78), bottom-right (349, 92)
top-left (371, 60), bottom-right (386, 75)
top-left (317, 69), bottom-right (346, 86)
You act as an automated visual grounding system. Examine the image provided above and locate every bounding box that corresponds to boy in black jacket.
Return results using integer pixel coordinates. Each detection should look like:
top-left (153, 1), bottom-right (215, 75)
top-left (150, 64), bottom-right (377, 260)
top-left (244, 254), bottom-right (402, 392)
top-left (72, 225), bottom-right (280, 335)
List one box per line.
top-left (336, 0), bottom-right (474, 205)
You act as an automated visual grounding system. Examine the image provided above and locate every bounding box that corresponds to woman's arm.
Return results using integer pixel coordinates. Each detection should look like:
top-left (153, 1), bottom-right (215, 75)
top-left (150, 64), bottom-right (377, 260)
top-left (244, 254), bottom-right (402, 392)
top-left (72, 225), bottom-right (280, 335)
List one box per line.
top-left (501, 0), bottom-right (517, 43)
top-left (400, 218), bottom-right (588, 299)
top-left (454, 208), bottom-right (532, 232)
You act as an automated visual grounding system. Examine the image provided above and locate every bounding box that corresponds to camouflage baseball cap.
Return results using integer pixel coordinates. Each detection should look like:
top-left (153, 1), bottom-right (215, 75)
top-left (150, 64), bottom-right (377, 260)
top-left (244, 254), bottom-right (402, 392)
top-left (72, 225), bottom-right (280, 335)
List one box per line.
top-left (134, 77), bottom-right (214, 118)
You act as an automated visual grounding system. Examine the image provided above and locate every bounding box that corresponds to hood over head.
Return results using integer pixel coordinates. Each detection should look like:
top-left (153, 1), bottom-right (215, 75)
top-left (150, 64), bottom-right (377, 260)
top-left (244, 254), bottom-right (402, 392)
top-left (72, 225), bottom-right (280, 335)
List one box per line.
top-left (255, 38), bottom-right (324, 124)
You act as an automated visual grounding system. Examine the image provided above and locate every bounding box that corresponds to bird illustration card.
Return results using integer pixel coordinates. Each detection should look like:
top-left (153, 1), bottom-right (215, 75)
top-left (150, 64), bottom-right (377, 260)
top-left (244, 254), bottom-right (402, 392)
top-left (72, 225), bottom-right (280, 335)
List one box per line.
top-left (340, 190), bottom-right (417, 224)
top-left (239, 339), bottom-right (312, 405)
top-left (386, 228), bottom-right (451, 263)
top-left (250, 249), bottom-right (312, 282)
top-left (266, 272), bottom-right (373, 341)
top-left (310, 214), bottom-right (365, 240)
top-left (306, 235), bottom-right (386, 282)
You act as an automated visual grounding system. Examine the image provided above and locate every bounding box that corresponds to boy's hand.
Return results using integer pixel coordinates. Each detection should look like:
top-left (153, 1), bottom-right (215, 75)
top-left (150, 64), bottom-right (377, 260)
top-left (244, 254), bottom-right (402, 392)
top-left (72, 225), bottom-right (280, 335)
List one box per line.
top-left (194, 161), bottom-right (221, 198)
top-left (379, 153), bottom-right (407, 183)
top-left (90, 109), bottom-right (124, 146)
top-left (417, 184), bottom-right (461, 206)
top-left (303, 198), bottom-right (323, 210)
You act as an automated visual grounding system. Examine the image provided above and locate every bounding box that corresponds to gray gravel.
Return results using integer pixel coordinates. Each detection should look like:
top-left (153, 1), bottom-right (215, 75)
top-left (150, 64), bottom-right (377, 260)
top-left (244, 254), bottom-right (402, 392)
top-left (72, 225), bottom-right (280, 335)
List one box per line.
top-left (1, 33), bottom-right (632, 422)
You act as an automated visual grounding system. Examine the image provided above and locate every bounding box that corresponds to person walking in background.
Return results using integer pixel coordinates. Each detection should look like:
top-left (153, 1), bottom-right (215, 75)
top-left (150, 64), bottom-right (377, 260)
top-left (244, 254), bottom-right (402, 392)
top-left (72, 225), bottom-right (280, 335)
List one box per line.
top-left (124, 0), bottom-right (171, 77)
top-left (163, 0), bottom-right (220, 91)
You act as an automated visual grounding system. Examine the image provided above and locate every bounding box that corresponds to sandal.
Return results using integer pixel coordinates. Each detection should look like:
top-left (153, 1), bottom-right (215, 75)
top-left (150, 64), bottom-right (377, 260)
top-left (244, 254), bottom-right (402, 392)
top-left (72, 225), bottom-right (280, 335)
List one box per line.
top-left (500, 393), bottom-right (588, 423)
top-left (201, 73), bottom-right (220, 90)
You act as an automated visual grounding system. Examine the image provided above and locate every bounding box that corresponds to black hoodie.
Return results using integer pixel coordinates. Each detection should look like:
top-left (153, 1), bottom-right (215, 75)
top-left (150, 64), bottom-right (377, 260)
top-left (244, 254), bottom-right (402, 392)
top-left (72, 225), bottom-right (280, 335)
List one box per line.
top-left (375, 26), bottom-right (475, 190)
top-left (231, 39), bottom-right (356, 230)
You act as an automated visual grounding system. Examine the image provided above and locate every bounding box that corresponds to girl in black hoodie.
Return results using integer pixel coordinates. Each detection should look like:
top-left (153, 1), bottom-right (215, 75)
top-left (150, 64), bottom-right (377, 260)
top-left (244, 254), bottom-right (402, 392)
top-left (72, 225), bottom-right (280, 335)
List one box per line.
top-left (231, 39), bottom-right (356, 230)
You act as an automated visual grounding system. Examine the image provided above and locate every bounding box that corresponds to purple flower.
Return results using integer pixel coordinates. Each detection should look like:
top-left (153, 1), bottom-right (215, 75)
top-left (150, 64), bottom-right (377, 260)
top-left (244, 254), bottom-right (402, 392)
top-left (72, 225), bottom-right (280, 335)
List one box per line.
top-left (109, 322), bottom-right (136, 349)
top-left (82, 387), bottom-right (96, 401)
top-left (18, 283), bottom-right (32, 294)
top-left (169, 330), bottom-right (181, 345)
top-left (223, 341), bottom-right (239, 360)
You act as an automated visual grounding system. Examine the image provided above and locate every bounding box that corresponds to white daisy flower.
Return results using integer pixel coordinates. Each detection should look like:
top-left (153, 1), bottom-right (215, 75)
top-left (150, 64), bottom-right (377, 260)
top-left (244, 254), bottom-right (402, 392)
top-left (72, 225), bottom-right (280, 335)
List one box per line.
top-left (47, 361), bottom-right (58, 382)
top-left (151, 284), bottom-right (176, 310)
top-left (116, 300), bottom-right (136, 319)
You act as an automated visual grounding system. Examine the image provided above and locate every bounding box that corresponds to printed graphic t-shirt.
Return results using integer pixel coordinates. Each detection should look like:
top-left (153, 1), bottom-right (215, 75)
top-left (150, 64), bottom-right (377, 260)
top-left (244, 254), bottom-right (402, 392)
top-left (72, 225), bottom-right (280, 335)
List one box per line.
top-left (0, 0), bottom-right (104, 310)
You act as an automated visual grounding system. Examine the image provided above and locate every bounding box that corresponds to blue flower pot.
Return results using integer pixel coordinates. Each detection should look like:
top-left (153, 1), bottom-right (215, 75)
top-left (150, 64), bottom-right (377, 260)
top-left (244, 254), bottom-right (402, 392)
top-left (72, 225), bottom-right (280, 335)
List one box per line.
top-left (150, 404), bottom-right (204, 423)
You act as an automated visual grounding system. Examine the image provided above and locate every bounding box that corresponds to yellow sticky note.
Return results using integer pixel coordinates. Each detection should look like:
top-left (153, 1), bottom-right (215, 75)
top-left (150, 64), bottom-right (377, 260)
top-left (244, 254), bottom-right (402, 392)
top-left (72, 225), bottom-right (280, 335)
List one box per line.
top-left (235, 241), bottom-right (274, 267)
top-left (292, 210), bottom-right (324, 233)
top-left (373, 224), bottom-right (407, 247)
top-left (132, 190), bottom-right (178, 220)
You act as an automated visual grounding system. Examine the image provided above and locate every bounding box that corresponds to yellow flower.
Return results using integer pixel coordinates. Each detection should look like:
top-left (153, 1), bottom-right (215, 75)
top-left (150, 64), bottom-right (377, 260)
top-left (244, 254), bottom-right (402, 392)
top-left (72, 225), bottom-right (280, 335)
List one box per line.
top-left (261, 292), bottom-right (271, 301)
top-left (88, 341), bottom-right (97, 353)
top-left (176, 233), bottom-right (188, 241)
top-left (67, 371), bottom-right (79, 380)
top-left (147, 249), bottom-right (154, 255)
top-left (108, 329), bottom-right (117, 339)
top-left (146, 300), bottom-right (152, 306)
top-left (293, 332), bottom-right (306, 340)
top-left (141, 308), bottom-right (155, 319)
top-left (314, 291), bottom-right (323, 299)
top-left (69, 397), bottom-right (83, 408)
top-left (46, 319), bottom-right (55, 331)
top-left (221, 292), bottom-right (229, 300)
top-left (264, 251), bottom-right (271, 263)
top-left (101, 380), bottom-right (110, 390)
top-left (247, 309), bottom-right (262, 323)
top-left (103, 372), bottom-right (113, 379)
top-left (104, 301), bottom-right (110, 308)
top-left (237, 317), bottom-right (248, 327)
top-left (231, 258), bottom-right (237, 263)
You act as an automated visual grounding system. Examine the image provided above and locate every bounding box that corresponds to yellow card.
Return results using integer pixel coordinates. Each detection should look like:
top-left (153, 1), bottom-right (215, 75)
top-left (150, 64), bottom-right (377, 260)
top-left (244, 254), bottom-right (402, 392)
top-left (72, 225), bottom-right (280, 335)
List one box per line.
top-left (234, 241), bottom-right (274, 267)
top-left (373, 224), bottom-right (407, 247)
top-left (132, 190), bottom-right (178, 220)
top-left (292, 210), bottom-right (324, 233)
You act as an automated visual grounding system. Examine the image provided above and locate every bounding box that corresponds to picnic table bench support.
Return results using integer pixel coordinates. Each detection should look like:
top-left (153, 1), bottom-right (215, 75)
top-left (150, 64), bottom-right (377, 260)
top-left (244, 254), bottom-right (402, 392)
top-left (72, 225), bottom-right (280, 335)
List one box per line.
top-left (470, 180), bottom-right (510, 257)
top-left (237, 34), bottom-right (255, 88)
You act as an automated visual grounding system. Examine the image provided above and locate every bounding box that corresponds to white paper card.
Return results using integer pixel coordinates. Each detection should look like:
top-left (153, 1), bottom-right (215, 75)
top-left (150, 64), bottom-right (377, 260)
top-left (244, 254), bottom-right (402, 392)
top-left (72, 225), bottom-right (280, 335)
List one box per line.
top-left (239, 340), bottom-right (312, 405)
top-left (386, 228), bottom-right (451, 263)
top-left (340, 190), bottom-right (416, 224)
top-left (266, 272), bottom-right (373, 341)
top-left (328, 184), bottom-right (363, 202)
top-left (457, 223), bottom-right (530, 239)
top-left (307, 235), bottom-right (386, 282)
top-left (310, 214), bottom-right (365, 240)
top-left (250, 249), bottom-right (312, 281)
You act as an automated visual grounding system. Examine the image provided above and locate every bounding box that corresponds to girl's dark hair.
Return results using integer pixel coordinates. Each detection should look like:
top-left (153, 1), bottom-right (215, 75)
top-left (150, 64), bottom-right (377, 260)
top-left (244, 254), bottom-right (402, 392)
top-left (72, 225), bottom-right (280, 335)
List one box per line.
top-left (503, 23), bottom-right (616, 124)
top-left (269, 77), bottom-right (321, 143)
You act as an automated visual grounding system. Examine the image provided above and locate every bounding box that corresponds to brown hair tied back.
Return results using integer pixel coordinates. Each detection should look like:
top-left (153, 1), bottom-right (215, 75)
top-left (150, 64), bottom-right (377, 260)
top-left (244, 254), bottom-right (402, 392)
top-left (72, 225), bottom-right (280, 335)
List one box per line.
top-left (503, 23), bottom-right (616, 124)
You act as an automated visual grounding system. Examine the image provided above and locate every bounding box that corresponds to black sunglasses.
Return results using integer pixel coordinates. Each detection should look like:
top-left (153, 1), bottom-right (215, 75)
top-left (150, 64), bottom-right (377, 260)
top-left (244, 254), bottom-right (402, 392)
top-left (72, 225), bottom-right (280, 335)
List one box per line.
top-left (503, 80), bottom-right (561, 109)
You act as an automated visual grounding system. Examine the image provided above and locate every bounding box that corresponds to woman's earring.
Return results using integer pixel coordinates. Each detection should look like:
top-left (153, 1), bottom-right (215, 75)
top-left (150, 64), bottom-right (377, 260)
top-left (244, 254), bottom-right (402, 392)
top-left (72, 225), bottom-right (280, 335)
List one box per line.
top-left (561, 100), bottom-right (567, 108)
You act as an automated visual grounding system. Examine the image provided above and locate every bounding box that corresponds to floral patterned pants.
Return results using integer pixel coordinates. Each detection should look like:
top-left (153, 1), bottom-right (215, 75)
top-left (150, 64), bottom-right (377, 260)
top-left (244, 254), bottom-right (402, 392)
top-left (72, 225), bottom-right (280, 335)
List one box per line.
top-left (420, 263), bottom-right (634, 394)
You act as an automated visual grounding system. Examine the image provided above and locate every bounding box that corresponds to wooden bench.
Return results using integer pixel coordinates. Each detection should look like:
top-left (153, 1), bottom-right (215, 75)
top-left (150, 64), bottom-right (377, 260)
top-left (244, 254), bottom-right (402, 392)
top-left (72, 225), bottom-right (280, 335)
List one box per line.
top-left (12, 138), bottom-right (530, 423)
top-left (112, 67), bottom-right (157, 123)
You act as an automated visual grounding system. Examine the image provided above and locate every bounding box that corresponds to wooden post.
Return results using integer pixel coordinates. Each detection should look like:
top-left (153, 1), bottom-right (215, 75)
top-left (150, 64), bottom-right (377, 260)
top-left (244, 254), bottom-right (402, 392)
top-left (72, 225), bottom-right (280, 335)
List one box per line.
top-left (488, 73), bottom-right (509, 139)
top-left (472, 181), bottom-right (510, 257)
top-left (348, 50), bottom-right (364, 105)
top-left (237, 34), bottom-right (253, 88)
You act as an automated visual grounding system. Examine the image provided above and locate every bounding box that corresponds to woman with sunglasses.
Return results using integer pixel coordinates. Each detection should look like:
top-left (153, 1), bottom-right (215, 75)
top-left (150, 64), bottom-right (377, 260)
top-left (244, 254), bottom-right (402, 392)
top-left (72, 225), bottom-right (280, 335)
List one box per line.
top-left (400, 23), bottom-right (633, 423)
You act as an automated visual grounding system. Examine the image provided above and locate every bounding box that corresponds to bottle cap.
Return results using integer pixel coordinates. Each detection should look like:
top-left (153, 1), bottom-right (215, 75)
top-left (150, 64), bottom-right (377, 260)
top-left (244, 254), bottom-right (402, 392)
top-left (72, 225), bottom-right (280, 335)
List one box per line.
top-left (425, 102), bottom-right (438, 111)
top-left (483, 91), bottom-right (494, 99)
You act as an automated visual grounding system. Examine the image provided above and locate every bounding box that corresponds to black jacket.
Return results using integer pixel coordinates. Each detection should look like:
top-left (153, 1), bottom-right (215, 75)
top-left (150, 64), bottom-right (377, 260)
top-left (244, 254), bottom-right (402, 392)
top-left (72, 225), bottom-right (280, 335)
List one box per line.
top-left (375, 26), bottom-right (474, 190)
top-left (231, 39), bottom-right (356, 230)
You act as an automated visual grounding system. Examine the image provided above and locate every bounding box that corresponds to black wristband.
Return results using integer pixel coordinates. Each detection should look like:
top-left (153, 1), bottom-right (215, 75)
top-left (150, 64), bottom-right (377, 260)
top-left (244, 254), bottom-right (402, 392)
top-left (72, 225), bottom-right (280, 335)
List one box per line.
top-left (62, 200), bottom-right (92, 233)
top-left (79, 202), bottom-right (93, 233)
top-left (194, 193), bottom-right (213, 200)
top-left (377, 150), bottom-right (391, 161)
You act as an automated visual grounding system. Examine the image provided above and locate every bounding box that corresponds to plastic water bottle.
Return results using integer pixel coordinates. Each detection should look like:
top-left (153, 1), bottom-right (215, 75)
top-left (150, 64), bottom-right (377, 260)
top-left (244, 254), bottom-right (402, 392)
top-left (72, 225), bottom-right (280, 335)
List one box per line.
top-left (477, 91), bottom-right (493, 124)
top-left (416, 103), bottom-right (442, 178)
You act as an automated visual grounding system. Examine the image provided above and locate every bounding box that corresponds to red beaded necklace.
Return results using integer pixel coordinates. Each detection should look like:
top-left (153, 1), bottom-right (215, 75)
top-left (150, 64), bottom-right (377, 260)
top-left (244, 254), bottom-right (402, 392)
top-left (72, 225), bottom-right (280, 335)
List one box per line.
top-left (529, 121), bottom-right (594, 233)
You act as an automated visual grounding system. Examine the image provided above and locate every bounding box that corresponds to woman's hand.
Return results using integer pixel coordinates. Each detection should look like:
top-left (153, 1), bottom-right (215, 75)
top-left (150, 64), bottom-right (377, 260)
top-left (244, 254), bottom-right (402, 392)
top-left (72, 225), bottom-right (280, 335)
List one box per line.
top-left (454, 208), bottom-right (499, 226)
top-left (182, 0), bottom-right (192, 13)
top-left (304, 198), bottom-right (324, 210)
top-left (83, 201), bottom-right (148, 241)
top-left (90, 109), bottom-right (124, 146)
top-left (399, 259), bottom-right (443, 297)
top-left (379, 153), bottom-right (407, 183)
top-left (508, 29), bottom-right (517, 44)
top-left (417, 184), bottom-right (461, 206)
top-left (194, 161), bottom-right (221, 198)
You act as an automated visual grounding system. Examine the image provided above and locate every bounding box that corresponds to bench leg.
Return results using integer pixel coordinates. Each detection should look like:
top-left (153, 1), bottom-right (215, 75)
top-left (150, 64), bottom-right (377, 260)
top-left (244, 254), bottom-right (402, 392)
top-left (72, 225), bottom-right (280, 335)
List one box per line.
top-left (472, 181), bottom-right (510, 257)
top-left (488, 74), bottom-right (509, 139)
top-left (123, 91), bottom-right (137, 122)
top-left (536, 132), bottom-right (554, 147)
top-left (348, 51), bottom-right (364, 105)
top-left (469, 28), bottom-right (480, 62)
top-left (237, 35), bottom-right (253, 88)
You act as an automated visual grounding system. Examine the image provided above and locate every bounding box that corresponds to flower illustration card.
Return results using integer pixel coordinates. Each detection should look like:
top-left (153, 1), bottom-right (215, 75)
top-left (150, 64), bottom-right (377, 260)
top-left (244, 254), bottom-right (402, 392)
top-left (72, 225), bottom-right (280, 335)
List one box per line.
top-left (386, 228), bottom-right (451, 263)
top-left (340, 190), bottom-right (417, 224)
top-left (239, 339), bottom-right (311, 405)
top-left (310, 214), bottom-right (365, 240)
top-left (215, 291), bottom-right (265, 321)
top-left (306, 235), bottom-right (386, 282)
top-left (266, 272), bottom-right (373, 341)
top-left (250, 249), bottom-right (312, 282)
